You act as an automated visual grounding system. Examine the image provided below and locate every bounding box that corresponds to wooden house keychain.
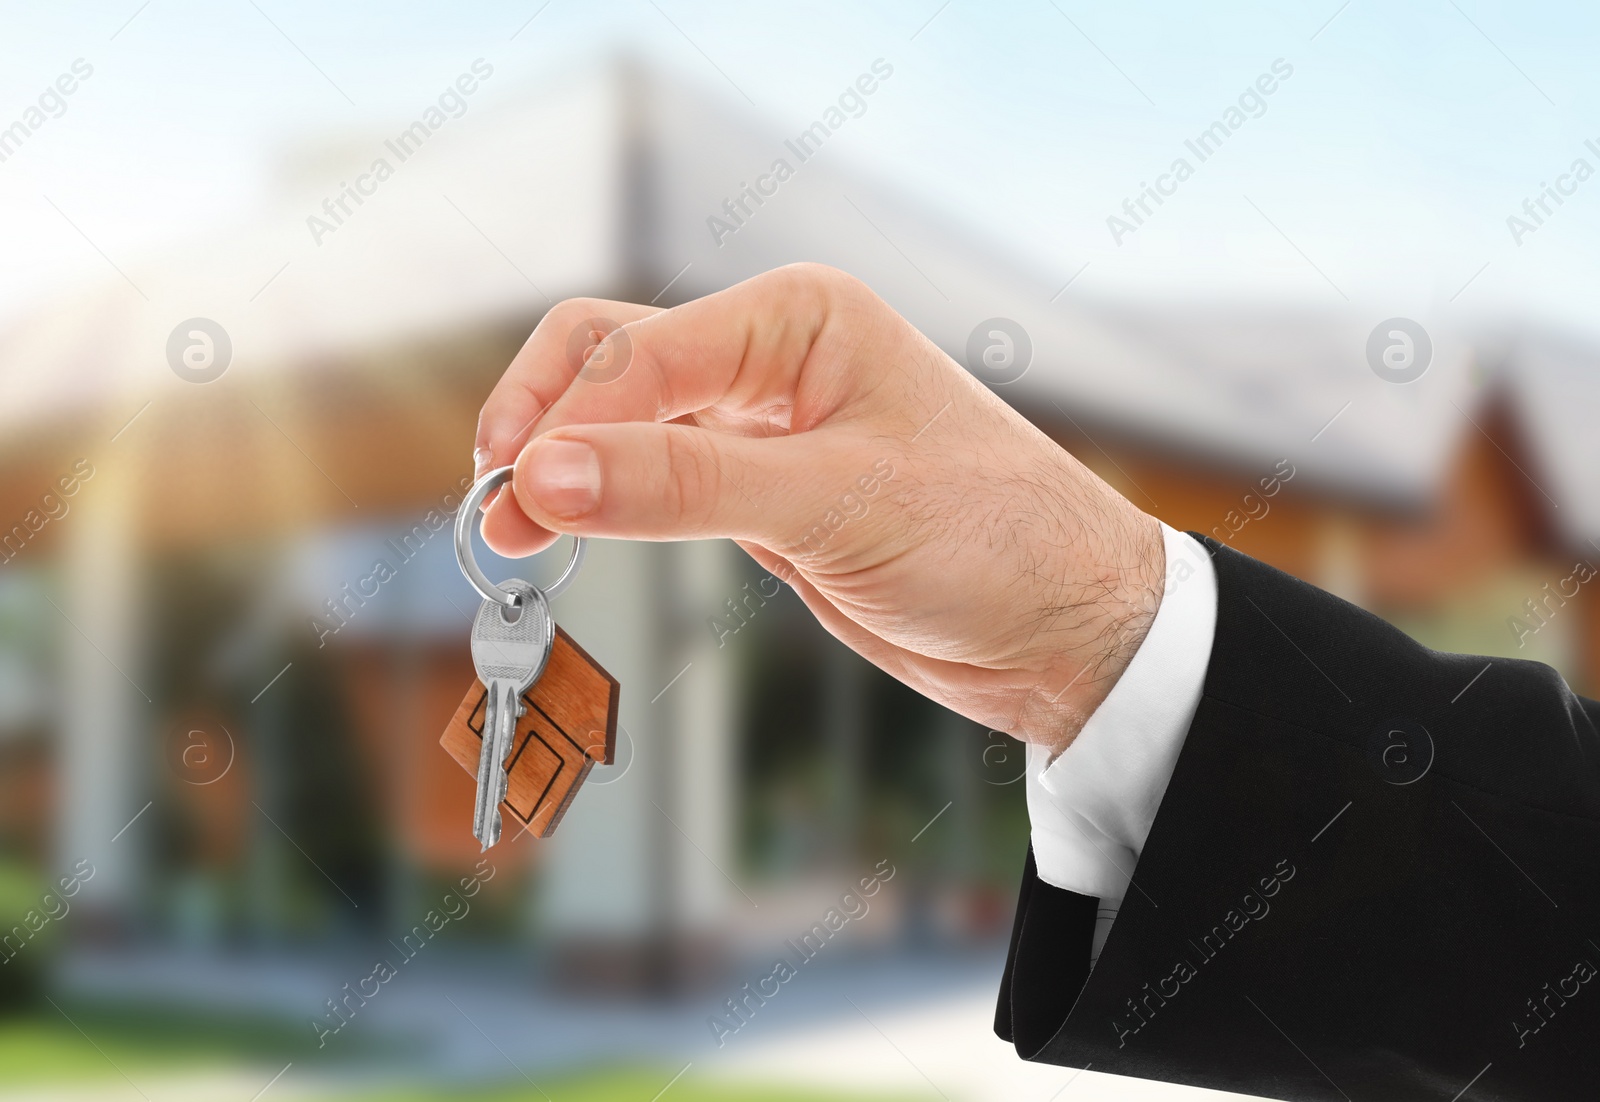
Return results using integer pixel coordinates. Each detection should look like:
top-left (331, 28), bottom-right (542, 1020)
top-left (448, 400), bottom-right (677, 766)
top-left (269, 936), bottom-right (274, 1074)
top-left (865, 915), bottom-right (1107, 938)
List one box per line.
top-left (443, 466), bottom-right (619, 848)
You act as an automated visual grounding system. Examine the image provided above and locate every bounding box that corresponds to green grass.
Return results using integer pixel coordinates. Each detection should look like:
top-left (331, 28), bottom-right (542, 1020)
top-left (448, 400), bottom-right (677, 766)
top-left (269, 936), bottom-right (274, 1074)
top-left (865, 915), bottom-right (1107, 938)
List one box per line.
top-left (0, 1001), bottom-right (371, 1081)
top-left (336, 1071), bottom-right (924, 1101)
top-left (0, 1010), bottom-right (926, 1100)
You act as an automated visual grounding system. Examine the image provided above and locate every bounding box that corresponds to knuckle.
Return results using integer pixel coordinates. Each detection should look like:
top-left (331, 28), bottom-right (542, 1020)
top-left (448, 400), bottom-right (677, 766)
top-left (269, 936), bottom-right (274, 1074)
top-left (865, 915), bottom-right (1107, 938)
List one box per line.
top-left (771, 261), bottom-right (844, 295)
top-left (544, 297), bottom-right (608, 327)
top-left (540, 299), bottom-right (632, 381)
top-left (767, 262), bottom-right (870, 315)
top-left (535, 299), bottom-right (612, 352)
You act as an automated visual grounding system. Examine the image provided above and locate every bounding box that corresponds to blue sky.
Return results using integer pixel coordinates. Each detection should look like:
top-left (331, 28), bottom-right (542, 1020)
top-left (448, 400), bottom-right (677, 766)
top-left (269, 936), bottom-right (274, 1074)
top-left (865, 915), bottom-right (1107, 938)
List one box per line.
top-left (3, 0), bottom-right (1599, 336)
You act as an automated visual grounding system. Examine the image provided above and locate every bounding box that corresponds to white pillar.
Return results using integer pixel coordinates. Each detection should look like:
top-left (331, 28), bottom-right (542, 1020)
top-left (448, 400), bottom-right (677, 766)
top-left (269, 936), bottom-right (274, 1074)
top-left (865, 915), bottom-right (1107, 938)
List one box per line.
top-left (537, 537), bottom-right (736, 968)
top-left (671, 539), bottom-right (734, 929)
top-left (58, 458), bottom-right (146, 914)
top-left (540, 537), bottom-right (660, 938)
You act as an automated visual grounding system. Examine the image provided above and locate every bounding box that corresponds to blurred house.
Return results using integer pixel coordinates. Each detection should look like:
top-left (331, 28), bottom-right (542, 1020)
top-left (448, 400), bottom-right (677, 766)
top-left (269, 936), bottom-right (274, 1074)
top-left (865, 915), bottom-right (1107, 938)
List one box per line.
top-left (2, 53), bottom-right (1599, 989)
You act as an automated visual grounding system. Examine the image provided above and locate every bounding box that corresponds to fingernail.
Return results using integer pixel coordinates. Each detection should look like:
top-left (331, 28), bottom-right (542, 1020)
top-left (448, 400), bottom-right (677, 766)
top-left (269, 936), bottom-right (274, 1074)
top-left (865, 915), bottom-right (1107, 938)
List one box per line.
top-left (473, 446), bottom-right (492, 479)
top-left (526, 438), bottom-right (600, 519)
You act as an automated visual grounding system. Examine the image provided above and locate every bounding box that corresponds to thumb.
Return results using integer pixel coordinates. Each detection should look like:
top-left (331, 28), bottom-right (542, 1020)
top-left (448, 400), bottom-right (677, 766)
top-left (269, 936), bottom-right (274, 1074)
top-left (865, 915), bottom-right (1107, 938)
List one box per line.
top-left (511, 422), bottom-right (844, 545)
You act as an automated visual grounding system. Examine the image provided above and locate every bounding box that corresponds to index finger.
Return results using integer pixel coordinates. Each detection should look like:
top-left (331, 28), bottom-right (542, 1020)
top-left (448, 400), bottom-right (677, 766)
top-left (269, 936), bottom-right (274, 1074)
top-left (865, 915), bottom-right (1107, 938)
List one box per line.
top-left (475, 298), bottom-right (663, 476)
top-left (476, 299), bottom-right (661, 555)
top-left (531, 265), bottom-right (831, 439)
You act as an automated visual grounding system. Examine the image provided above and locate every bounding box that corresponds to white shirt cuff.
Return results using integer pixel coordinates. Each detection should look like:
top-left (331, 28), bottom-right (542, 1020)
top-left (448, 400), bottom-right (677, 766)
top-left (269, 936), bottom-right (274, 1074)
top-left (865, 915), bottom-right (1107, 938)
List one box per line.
top-left (1025, 524), bottom-right (1218, 900)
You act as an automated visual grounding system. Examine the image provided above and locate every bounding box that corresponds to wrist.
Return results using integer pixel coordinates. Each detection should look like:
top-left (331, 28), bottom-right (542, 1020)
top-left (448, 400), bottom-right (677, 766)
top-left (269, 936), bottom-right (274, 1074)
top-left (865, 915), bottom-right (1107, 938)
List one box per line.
top-left (1014, 506), bottom-right (1165, 755)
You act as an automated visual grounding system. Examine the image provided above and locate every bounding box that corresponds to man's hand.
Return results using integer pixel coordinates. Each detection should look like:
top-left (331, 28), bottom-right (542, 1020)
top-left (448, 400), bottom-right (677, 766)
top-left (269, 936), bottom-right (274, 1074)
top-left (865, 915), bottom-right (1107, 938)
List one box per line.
top-left (473, 264), bottom-right (1163, 753)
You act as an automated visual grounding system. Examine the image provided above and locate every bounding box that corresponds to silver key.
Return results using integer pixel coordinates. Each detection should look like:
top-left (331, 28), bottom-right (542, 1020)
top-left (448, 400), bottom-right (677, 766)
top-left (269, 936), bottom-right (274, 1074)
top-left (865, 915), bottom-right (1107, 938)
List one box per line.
top-left (469, 578), bottom-right (554, 850)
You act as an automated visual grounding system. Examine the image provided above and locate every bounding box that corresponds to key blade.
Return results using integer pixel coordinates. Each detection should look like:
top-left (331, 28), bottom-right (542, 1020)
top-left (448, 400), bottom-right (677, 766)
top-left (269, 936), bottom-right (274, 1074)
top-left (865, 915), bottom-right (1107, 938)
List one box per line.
top-left (471, 690), bottom-right (500, 846)
top-left (477, 681), bottom-right (517, 851)
top-left (467, 684), bottom-right (505, 844)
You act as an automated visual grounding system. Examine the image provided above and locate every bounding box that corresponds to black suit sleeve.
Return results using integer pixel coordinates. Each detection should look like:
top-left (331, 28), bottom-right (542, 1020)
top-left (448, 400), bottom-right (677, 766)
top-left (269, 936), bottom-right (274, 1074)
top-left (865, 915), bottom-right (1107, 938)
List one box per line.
top-left (996, 537), bottom-right (1600, 1101)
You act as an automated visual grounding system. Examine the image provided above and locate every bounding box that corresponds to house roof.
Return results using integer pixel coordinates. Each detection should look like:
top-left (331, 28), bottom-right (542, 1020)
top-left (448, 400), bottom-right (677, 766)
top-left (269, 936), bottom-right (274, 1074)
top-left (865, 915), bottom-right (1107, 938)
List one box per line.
top-left (3, 54), bottom-right (1596, 547)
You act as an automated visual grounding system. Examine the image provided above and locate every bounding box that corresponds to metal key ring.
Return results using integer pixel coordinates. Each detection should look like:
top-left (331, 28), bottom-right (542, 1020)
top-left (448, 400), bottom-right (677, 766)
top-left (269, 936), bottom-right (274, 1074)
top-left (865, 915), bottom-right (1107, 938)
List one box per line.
top-left (455, 465), bottom-right (586, 608)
